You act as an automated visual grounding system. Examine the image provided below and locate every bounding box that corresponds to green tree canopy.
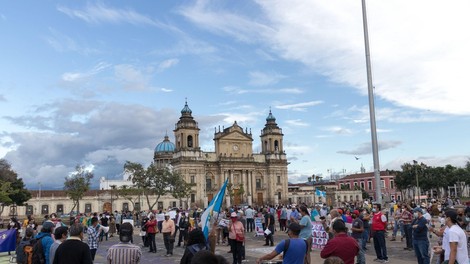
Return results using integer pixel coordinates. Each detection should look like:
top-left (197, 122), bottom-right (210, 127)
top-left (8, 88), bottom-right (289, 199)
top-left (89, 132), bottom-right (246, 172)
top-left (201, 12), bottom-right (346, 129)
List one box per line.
top-left (64, 165), bottom-right (94, 214)
top-left (0, 159), bottom-right (31, 215)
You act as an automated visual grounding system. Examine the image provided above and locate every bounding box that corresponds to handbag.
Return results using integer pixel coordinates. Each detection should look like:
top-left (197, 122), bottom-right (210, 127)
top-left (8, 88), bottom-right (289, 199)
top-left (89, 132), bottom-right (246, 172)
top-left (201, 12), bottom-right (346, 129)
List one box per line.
top-left (236, 233), bottom-right (245, 242)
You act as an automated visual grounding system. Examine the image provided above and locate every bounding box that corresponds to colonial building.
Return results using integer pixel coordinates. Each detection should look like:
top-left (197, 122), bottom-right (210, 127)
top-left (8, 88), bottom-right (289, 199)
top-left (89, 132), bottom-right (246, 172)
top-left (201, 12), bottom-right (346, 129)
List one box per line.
top-left (336, 171), bottom-right (402, 202)
top-left (154, 101), bottom-right (289, 208)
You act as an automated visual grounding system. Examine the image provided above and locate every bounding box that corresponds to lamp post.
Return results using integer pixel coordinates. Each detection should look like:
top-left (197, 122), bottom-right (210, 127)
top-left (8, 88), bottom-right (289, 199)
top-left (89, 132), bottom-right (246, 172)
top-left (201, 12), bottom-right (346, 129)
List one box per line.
top-left (413, 160), bottom-right (420, 204)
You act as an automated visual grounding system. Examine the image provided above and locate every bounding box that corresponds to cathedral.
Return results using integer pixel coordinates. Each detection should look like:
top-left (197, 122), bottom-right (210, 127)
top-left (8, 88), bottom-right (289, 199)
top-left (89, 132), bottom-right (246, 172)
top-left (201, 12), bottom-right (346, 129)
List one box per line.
top-left (154, 101), bottom-right (289, 207)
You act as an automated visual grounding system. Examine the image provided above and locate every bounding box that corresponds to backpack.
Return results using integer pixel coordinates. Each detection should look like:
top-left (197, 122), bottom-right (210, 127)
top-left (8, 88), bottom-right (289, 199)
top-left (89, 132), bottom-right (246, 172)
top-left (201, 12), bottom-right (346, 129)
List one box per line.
top-left (16, 238), bottom-right (34, 264)
top-left (31, 237), bottom-right (45, 264)
top-left (283, 239), bottom-right (309, 264)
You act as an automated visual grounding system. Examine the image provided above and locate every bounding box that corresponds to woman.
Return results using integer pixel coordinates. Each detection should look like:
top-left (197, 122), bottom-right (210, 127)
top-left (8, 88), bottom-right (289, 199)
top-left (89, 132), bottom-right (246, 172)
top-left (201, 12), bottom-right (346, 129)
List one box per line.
top-left (297, 205), bottom-right (313, 264)
top-left (180, 229), bottom-right (209, 264)
top-left (228, 212), bottom-right (244, 264)
top-left (145, 215), bottom-right (158, 253)
top-left (109, 216), bottom-right (116, 238)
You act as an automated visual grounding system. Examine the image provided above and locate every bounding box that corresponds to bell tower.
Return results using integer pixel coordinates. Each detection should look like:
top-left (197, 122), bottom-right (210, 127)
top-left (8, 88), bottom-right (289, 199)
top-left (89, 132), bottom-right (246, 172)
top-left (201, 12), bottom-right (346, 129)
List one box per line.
top-left (260, 109), bottom-right (284, 155)
top-left (173, 100), bottom-right (200, 151)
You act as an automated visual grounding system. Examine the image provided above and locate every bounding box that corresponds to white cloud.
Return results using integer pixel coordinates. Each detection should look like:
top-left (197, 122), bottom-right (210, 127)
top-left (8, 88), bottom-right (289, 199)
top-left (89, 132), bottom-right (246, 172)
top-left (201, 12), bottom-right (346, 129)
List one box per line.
top-left (337, 140), bottom-right (402, 155)
top-left (158, 59), bottom-right (179, 71)
top-left (181, 0), bottom-right (470, 115)
top-left (276, 101), bottom-right (323, 111)
top-left (383, 155), bottom-right (470, 171)
top-left (285, 119), bottom-right (309, 127)
top-left (160, 88), bottom-right (173, 93)
top-left (324, 126), bottom-right (353, 135)
top-left (248, 71), bottom-right (285, 86)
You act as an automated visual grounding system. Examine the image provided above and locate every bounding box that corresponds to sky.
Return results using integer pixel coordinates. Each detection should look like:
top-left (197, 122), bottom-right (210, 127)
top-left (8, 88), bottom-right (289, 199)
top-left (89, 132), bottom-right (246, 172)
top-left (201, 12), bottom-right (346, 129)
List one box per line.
top-left (1, 0), bottom-right (469, 190)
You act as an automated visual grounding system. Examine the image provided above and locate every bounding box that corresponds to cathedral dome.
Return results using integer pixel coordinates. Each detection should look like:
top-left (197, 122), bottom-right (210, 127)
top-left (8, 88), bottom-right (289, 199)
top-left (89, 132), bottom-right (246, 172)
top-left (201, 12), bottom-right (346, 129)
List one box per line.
top-left (155, 135), bottom-right (175, 153)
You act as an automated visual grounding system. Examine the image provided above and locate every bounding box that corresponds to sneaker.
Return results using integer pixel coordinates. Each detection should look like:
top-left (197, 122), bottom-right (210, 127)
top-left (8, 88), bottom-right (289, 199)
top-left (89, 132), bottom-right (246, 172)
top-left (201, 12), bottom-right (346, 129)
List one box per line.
top-left (390, 238), bottom-right (396, 241)
top-left (381, 260), bottom-right (389, 263)
top-left (373, 259), bottom-right (382, 262)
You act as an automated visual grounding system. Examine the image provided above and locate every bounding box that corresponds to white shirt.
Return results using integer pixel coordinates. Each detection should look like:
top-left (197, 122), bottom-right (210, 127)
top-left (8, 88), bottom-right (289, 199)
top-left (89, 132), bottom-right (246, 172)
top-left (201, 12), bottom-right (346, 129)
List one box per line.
top-left (156, 213), bottom-right (165, 222)
top-left (286, 209), bottom-right (292, 220)
top-left (245, 208), bottom-right (254, 219)
top-left (443, 225), bottom-right (469, 264)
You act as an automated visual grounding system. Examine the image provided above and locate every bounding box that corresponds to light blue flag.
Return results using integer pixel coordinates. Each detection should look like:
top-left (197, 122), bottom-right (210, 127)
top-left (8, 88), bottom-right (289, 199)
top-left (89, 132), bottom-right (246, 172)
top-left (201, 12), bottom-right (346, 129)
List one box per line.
top-left (201, 179), bottom-right (229, 239)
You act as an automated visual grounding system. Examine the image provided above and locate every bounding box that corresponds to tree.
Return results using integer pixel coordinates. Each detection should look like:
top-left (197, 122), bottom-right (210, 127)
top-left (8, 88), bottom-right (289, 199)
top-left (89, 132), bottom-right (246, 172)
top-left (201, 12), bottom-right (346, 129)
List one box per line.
top-left (64, 165), bottom-right (93, 214)
top-left (124, 161), bottom-right (176, 211)
top-left (0, 159), bottom-right (31, 216)
top-left (115, 185), bottom-right (141, 212)
top-left (170, 174), bottom-right (194, 209)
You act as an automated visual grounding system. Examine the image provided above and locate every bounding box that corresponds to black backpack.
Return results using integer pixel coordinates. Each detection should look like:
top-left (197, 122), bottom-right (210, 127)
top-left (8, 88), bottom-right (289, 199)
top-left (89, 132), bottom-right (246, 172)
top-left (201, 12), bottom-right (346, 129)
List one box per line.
top-left (31, 237), bottom-right (45, 264)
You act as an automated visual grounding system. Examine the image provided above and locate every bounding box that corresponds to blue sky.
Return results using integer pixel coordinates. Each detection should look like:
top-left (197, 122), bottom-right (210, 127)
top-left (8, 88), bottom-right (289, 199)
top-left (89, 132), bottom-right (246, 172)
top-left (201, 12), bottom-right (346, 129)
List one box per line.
top-left (1, 1), bottom-right (469, 190)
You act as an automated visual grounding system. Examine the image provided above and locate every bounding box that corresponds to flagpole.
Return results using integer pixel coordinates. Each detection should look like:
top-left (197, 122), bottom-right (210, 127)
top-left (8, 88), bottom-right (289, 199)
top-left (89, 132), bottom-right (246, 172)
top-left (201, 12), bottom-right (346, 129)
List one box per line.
top-left (361, 0), bottom-right (382, 205)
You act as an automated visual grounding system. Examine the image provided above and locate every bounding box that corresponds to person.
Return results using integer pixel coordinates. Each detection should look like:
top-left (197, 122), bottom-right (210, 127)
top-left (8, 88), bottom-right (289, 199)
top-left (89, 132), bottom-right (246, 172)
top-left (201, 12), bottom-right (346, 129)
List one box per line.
top-left (228, 212), bottom-right (245, 264)
top-left (191, 250), bottom-right (220, 264)
top-left (371, 203), bottom-right (388, 263)
top-left (162, 213), bottom-right (176, 257)
top-left (49, 226), bottom-right (68, 264)
top-left (86, 217), bottom-right (103, 261)
top-left (321, 220), bottom-right (359, 264)
top-left (145, 214), bottom-right (157, 253)
top-left (34, 221), bottom-right (55, 264)
top-left (351, 210), bottom-right (365, 264)
top-left (99, 214), bottom-right (109, 242)
top-left (297, 205), bottom-right (313, 264)
top-left (16, 227), bottom-right (34, 264)
top-left (53, 224), bottom-right (92, 264)
top-left (109, 216), bottom-right (117, 238)
top-left (411, 207), bottom-right (430, 264)
top-left (178, 212), bottom-right (189, 247)
top-left (180, 229), bottom-right (210, 264)
top-left (433, 210), bottom-right (469, 264)
top-left (391, 204), bottom-right (404, 241)
top-left (401, 205), bottom-right (414, 251)
top-left (359, 208), bottom-right (370, 250)
top-left (244, 206), bottom-right (255, 233)
top-left (263, 208), bottom-right (275, 246)
top-left (107, 222), bottom-right (141, 264)
top-left (114, 211), bottom-right (122, 234)
top-left (257, 222), bottom-right (307, 264)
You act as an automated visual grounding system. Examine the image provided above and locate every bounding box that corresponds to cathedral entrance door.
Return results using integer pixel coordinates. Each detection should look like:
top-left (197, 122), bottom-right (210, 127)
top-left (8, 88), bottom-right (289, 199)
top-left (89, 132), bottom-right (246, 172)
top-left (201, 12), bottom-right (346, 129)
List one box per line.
top-left (257, 193), bottom-right (263, 205)
top-left (207, 193), bottom-right (214, 204)
top-left (233, 190), bottom-right (241, 205)
top-left (103, 202), bottom-right (112, 213)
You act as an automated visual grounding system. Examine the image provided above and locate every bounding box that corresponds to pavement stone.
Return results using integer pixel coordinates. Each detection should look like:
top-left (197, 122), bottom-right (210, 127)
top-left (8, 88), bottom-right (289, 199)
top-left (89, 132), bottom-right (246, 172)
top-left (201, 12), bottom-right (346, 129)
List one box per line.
top-left (1, 229), bottom-right (437, 264)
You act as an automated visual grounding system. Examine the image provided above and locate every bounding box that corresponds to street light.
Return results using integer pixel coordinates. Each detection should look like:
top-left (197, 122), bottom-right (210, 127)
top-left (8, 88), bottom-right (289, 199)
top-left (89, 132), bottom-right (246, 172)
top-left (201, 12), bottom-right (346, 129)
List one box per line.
top-left (413, 160), bottom-right (420, 204)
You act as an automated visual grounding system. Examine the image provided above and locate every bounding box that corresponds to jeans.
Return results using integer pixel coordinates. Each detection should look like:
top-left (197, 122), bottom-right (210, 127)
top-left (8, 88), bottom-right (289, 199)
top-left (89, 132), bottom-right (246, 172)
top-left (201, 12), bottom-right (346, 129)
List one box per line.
top-left (265, 225), bottom-right (274, 245)
top-left (90, 248), bottom-right (97, 260)
top-left (229, 238), bottom-right (243, 264)
top-left (373, 230), bottom-right (388, 261)
top-left (362, 227), bottom-right (369, 249)
top-left (413, 239), bottom-right (430, 264)
top-left (393, 220), bottom-right (404, 237)
top-left (148, 233), bottom-right (156, 252)
top-left (178, 228), bottom-right (188, 246)
top-left (163, 232), bottom-right (174, 254)
top-left (355, 238), bottom-right (366, 264)
top-left (246, 218), bottom-right (254, 232)
top-left (404, 224), bottom-right (413, 249)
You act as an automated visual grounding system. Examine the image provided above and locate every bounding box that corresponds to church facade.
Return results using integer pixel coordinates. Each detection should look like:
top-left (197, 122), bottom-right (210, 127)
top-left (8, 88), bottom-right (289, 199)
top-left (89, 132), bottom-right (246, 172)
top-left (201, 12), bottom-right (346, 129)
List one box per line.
top-left (154, 101), bottom-right (289, 207)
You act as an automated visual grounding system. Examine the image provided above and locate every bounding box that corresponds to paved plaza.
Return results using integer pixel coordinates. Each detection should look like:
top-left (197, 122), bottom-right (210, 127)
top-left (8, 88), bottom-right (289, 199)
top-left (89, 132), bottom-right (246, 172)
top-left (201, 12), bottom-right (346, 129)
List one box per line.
top-left (1, 228), bottom-right (437, 264)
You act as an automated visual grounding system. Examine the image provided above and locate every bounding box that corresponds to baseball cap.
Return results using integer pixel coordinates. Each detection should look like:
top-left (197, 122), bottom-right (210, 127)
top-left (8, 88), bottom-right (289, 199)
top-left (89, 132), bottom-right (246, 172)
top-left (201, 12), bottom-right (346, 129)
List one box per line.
top-left (230, 212), bottom-right (237, 218)
top-left (164, 213), bottom-right (170, 217)
top-left (42, 221), bottom-right (55, 232)
top-left (353, 210), bottom-right (360, 215)
top-left (413, 207), bottom-right (423, 214)
top-left (445, 210), bottom-right (458, 222)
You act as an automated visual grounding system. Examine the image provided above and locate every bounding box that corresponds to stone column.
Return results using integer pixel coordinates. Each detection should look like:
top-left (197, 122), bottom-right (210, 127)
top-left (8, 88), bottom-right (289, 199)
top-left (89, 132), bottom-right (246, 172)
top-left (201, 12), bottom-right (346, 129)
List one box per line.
top-left (226, 170), bottom-right (232, 208)
top-left (247, 170), bottom-right (252, 205)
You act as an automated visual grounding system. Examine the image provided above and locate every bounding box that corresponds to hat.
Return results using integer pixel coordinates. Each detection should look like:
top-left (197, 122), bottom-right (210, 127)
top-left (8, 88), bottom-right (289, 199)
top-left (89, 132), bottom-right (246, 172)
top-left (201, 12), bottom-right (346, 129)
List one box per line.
top-left (337, 209), bottom-right (343, 215)
top-left (164, 213), bottom-right (170, 217)
top-left (230, 212), bottom-right (237, 218)
top-left (353, 210), bottom-right (360, 215)
top-left (42, 221), bottom-right (55, 232)
top-left (413, 207), bottom-right (423, 214)
top-left (445, 210), bottom-right (458, 222)
top-left (287, 222), bottom-right (301, 233)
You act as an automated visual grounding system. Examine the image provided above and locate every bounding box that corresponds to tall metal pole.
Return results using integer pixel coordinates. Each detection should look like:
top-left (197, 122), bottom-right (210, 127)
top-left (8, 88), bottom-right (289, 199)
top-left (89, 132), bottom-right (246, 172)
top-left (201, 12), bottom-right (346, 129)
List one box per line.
top-left (361, 0), bottom-right (382, 204)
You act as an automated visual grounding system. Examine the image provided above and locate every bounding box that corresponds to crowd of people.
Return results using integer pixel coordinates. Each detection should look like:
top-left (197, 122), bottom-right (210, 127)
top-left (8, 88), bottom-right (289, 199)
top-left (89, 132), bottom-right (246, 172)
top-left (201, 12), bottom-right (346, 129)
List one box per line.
top-left (5, 197), bottom-right (470, 264)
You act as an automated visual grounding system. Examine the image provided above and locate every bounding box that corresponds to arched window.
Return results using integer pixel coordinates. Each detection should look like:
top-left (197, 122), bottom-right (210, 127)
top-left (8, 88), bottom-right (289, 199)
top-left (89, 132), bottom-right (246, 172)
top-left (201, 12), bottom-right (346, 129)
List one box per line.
top-left (264, 140), bottom-right (268, 152)
top-left (274, 140), bottom-right (279, 151)
top-left (187, 135), bottom-right (193, 148)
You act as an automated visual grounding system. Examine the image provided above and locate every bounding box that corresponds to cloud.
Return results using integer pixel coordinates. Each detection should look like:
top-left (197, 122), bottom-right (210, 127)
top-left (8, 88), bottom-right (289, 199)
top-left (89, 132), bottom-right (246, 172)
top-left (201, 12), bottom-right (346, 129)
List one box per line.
top-left (61, 62), bottom-right (111, 83)
top-left (285, 119), bottom-right (309, 127)
top-left (382, 155), bottom-right (470, 171)
top-left (0, 94), bottom-right (6, 102)
top-left (180, 0), bottom-right (470, 115)
top-left (324, 126), bottom-right (353, 135)
top-left (160, 88), bottom-right (173, 93)
top-left (248, 71), bottom-right (285, 86)
top-left (276, 101), bottom-right (323, 111)
top-left (337, 140), bottom-right (402, 155)
top-left (223, 86), bottom-right (303, 95)
top-left (158, 59), bottom-right (179, 71)
top-left (114, 64), bottom-right (153, 91)
top-left (44, 28), bottom-right (100, 55)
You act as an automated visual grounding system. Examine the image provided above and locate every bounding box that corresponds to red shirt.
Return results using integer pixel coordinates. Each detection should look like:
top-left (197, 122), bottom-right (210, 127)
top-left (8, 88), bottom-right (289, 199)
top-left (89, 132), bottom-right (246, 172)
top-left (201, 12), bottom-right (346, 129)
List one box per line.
top-left (146, 219), bottom-right (157, 234)
top-left (320, 233), bottom-right (359, 264)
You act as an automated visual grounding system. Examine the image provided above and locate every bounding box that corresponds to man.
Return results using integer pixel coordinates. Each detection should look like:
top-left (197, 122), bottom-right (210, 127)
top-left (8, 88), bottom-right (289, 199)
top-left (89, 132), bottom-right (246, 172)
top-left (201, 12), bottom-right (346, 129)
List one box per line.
top-left (34, 221), bottom-right (55, 264)
top-left (371, 203), bottom-right (388, 263)
top-left (263, 208), bottom-right (275, 246)
top-left (114, 211), bottom-right (122, 234)
top-left (245, 206), bottom-right (255, 233)
top-left (257, 223), bottom-right (307, 264)
top-left (401, 205), bottom-right (414, 251)
top-left (49, 226), bottom-right (68, 264)
top-left (359, 208), bottom-right (371, 249)
top-left (351, 210), bottom-right (365, 264)
top-left (411, 207), bottom-right (430, 264)
top-left (433, 210), bottom-right (469, 264)
top-left (87, 217), bottom-right (103, 261)
top-left (162, 213), bottom-right (175, 257)
top-left (320, 220), bottom-right (359, 264)
top-left (177, 212), bottom-right (189, 247)
top-left (99, 214), bottom-right (109, 242)
top-left (390, 204), bottom-right (403, 241)
top-left (107, 222), bottom-right (141, 264)
top-left (53, 224), bottom-right (92, 264)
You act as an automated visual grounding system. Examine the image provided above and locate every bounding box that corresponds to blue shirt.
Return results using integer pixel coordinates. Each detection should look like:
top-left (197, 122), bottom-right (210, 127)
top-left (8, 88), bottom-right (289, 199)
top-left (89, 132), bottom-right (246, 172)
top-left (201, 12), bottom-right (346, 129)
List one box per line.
top-left (275, 238), bottom-right (306, 264)
top-left (299, 215), bottom-right (313, 240)
top-left (412, 216), bottom-right (428, 241)
top-left (35, 232), bottom-right (54, 264)
top-left (290, 210), bottom-right (300, 221)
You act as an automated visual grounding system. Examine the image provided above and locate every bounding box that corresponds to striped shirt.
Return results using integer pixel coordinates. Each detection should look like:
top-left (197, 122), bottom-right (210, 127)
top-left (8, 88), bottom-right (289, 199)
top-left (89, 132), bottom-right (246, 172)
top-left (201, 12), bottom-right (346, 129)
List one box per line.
top-left (106, 242), bottom-right (142, 264)
top-left (87, 226), bottom-right (100, 249)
